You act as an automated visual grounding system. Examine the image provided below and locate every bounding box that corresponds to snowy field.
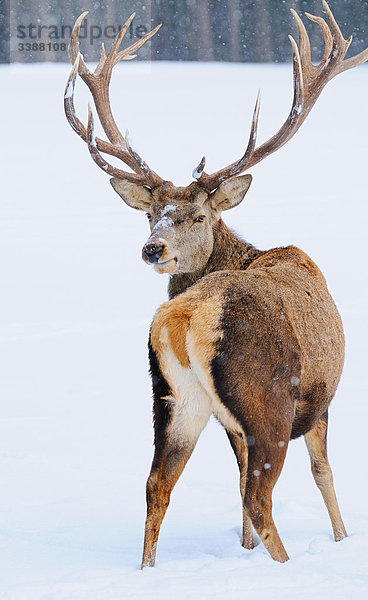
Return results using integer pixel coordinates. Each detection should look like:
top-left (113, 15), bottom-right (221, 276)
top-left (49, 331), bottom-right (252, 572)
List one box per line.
top-left (0, 61), bottom-right (367, 599)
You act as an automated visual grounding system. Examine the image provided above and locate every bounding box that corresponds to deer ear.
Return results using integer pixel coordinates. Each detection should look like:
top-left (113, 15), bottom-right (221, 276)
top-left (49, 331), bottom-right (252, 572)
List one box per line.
top-left (210, 175), bottom-right (252, 214)
top-left (110, 178), bottom-right (153, 211)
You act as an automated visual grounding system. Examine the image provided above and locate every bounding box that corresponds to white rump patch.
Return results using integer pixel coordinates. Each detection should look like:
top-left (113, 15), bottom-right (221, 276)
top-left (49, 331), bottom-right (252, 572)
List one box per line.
top-left (157, 328), bottom-right (212, 446)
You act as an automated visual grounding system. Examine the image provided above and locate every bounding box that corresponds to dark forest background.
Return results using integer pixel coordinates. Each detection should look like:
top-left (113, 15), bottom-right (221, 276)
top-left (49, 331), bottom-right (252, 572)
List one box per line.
top-left (1, 0), bottom-right (368, 63)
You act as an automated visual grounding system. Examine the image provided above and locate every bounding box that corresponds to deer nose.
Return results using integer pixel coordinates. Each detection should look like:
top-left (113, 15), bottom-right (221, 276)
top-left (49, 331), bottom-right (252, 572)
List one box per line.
top-left (143, 242), bottom-right (165, 264)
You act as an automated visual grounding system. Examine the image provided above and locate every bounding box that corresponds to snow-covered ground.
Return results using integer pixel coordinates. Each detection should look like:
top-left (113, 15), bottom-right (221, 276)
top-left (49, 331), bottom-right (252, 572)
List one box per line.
top-left (0, 61), bottom-right (367, 599)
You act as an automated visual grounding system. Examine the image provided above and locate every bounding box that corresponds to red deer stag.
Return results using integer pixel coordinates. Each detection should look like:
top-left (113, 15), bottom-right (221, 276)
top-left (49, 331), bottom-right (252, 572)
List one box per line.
top-left (64, 2), bottom-right (368, 567)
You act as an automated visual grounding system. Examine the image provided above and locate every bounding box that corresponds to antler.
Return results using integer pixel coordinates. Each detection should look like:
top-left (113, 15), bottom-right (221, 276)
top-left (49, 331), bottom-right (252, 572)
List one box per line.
top-left (64, 12), bottom-right (164, 188)
top-left (196, 1), bottom-right (368, 192)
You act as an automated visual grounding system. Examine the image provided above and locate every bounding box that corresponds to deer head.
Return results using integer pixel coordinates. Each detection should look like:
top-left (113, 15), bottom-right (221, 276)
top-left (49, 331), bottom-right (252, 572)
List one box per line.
top-left (110, 177), bottom-right (252, 274)
top-left (64, 2), bottom-right (368, 276)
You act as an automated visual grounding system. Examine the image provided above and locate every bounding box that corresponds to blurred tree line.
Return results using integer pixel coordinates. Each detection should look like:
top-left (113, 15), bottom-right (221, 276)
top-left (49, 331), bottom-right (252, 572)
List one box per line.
top-left (153, 0), bottom-right (368, 61)
top-left (1, 0), bottom-right (367, 63)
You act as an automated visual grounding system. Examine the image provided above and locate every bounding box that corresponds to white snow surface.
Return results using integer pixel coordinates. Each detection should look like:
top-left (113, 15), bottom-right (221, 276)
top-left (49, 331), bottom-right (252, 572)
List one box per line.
top-left (0, 62), bottom-right (367, 599)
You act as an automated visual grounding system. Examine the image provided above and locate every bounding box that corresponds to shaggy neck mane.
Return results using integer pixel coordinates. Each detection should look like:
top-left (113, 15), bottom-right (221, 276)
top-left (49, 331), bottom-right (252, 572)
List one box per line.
top-left (168, 219), bottom-right (262, 299)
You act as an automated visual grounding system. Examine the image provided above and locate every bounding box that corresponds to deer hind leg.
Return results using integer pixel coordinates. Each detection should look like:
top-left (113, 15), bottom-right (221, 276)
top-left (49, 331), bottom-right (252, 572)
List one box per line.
top-left (142, 435), bottom-right (201, 568)
top-left (186, 305), bottom-right (291, 562)
top-left (141, 344), bottom-right (212, 568)
top-left (226, 430), bottom-right (253, 549)
top-left (243, 423), bottom-right (291, 563)
top-left (304, 411), bottom-right (347, 542)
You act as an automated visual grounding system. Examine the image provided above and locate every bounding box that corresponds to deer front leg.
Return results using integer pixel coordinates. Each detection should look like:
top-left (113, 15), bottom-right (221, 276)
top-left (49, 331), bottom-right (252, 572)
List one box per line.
top-left (226, 430), bottom-right (253, 549)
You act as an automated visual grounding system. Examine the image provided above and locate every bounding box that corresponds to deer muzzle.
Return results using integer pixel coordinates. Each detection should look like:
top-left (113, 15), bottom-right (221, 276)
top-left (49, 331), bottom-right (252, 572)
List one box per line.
top-left (143, 242), bottom-right (165, 264)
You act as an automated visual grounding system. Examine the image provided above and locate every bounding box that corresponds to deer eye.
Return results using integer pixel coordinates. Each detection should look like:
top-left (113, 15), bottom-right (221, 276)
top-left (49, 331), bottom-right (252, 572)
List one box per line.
top-left (194, 215), bottom-right (205, 223)
top-left (146, 213), bottom-right (152, 222)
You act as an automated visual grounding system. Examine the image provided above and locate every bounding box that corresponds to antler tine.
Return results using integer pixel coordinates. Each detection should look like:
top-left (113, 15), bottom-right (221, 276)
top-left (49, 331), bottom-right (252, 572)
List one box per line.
top-left (322, 0), bottom-right (350, 56)
top-left (337, 46), bottom-right (368, 75)
top-left (64, 53), bottom-right (84, 137)
top-left (86, 105), bottom-right (146, 184)
top-left (96, 14), bottom-right (161, 77)
top-left (68, 11), bottom-right (90, 77)
top-left (305, 12), bottom-right (333, 63)
top-left (94, 43), bottom-right (107, 77)
top-left (196, 1), bottom-right (368, 192)
top-left (192, 156), bottom-right (206, 181)
top-left (114, 23), bottom-right (162, 63)
top-left (323, 0), bottom-right (368, 75)
top-left (100, 13), bottom-right (136, 76)
top-left (290, 8), bottom-right (312, 77)
top-left (228, 89), bottom-right (261, 177)
top-left (64, 53), bottom-right (142, 170)
top-left (198, 91), bottom-right (261, 189)
top-left (67, 13), bottom-right (126, 147)
top-left (109, 13), bottom-right (135, 57)
top-left (288, 34), bottom-right (305, 116)
top-left (64, 13), bottom-right (164, 188)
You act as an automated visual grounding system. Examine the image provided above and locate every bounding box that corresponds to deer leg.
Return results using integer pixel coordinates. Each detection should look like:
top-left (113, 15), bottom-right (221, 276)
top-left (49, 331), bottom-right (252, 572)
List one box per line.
top-left (142, 344), bottom-right (212, 568)
top-left (141, 438), bottom-right (198, 568)
top-left (244, 426), bottom-right (290, 563)
top-left (226, 430), bottom-right (253, 549)
top-left (304, 411), bottom-right (347, 542)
